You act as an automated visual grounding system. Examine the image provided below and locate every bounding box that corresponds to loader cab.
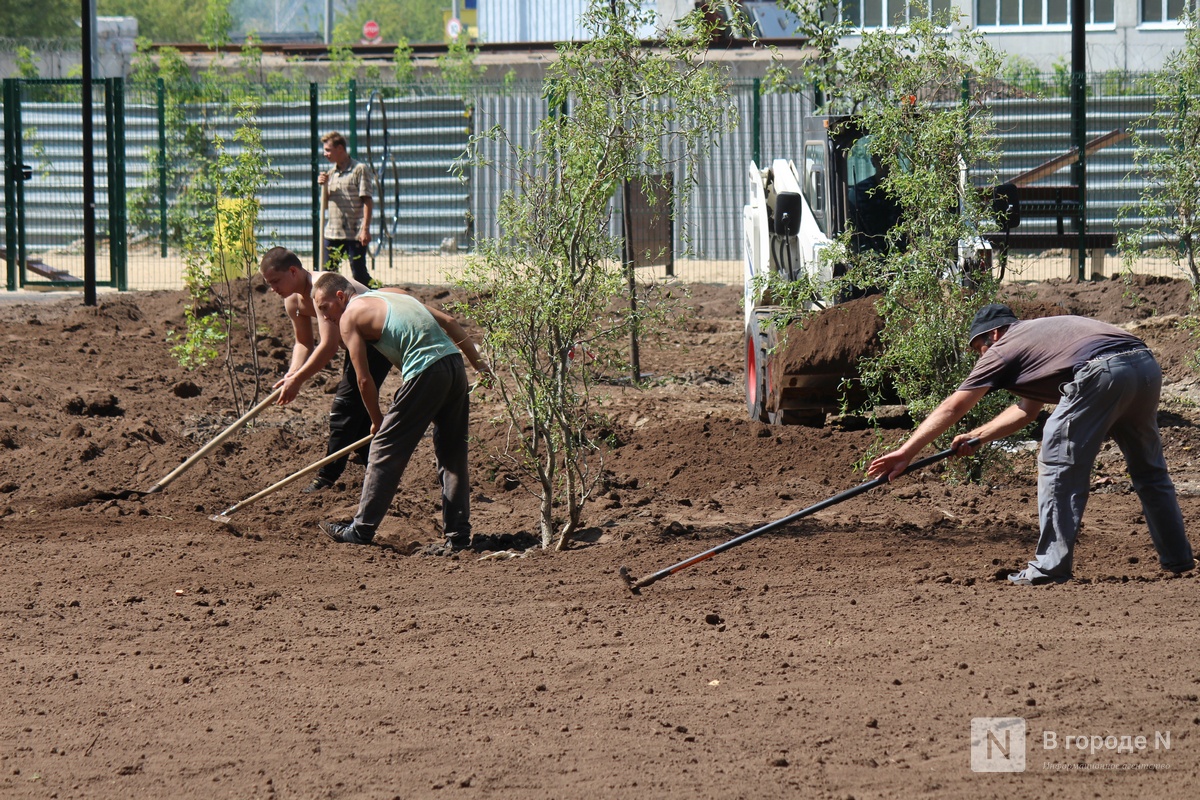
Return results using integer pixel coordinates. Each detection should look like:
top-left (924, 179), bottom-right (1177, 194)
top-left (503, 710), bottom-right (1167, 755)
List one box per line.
top-left (742, 114), bottom-right (897, 427)
top-left (815, 117), bottom-right (905, 300)
top-left (819, 116), bottom-right (902, 253)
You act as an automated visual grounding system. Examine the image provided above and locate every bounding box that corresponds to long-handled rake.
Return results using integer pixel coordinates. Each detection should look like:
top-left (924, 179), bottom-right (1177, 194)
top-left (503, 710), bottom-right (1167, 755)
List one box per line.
top-left (208, 434), bottom-right (373, 524)
top-left (619, 440), bottom-right (977, 594)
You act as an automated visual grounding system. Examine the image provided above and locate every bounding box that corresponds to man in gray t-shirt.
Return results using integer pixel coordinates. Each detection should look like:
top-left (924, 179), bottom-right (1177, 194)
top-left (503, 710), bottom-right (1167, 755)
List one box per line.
top-left (867, 303), bottom-right (1193, 585)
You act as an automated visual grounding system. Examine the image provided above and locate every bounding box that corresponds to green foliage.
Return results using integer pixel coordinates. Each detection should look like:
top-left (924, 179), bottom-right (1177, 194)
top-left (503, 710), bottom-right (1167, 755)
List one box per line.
top-left (393, 39), bottom-right (416, 85)
top-left (238, 32), bottom-right (265, 83)
top-left (998, 55), bottom-right (1056, 96)
top-left (168, 284), bottom-right (227, 370)
top-left (1119, 11), bottom-right (1200, 287)
top-left (840, 14), bottom-right (1010, 454)
top-left (203, 0), bottom-right (235, 49)
top-left (14, 46), bottom-right (40, 79)
top-left (128, 39), bottom-right (189, 86)
top-left (127, 43), bottom-right (214, 246)
top-left (98, 0), bottom-right (209, 43)
top-left (0, 0), bottom-right (76, 40)
top-left (170, 99), bottom-right (278, 410)
top-left (764, 1), bottom-right (846, 98)
top-left (457, 0), bottom-right (734, 550)
top-left (437, 35), bottom-right (486, 98)
top-left (125, 33), bottom-right (303, 247)
top-left (326, 45), bottom-right (380, 99)
top-left (768, 7), bottom-right (1018, 473)
top-left (332, 0), bottom-right (444, 46)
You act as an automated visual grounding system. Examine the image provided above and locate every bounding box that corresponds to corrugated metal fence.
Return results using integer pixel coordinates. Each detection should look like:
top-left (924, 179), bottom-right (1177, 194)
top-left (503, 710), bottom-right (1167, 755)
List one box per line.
top-left (0, 74), bottom-right (1189, 290)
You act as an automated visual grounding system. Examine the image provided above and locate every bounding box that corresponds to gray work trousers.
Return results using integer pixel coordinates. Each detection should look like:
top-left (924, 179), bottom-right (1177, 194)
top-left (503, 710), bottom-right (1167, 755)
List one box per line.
top-left (1028, 349), bottom-right (1193, 579)
top-left (352, 354), bottom-right (471, 539)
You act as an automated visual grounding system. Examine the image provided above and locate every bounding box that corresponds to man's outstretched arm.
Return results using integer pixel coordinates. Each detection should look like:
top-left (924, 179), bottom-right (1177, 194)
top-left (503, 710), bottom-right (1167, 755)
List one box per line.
top-left (867, 388), bottom-right (989, 481)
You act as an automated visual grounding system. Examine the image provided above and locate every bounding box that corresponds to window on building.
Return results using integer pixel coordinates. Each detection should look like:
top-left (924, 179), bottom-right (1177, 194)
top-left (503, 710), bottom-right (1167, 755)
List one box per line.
top-left (976, 0), bottom-right (1114, 26)
top-left (1142, 0), bottom-right (1194, 23)
top-left (829, 0), bottom-right (955, 29)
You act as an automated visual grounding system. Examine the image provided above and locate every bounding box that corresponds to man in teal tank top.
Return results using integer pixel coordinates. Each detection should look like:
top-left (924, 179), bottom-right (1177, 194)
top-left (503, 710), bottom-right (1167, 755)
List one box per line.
top-left (311, 272), bottom-right (492, 550)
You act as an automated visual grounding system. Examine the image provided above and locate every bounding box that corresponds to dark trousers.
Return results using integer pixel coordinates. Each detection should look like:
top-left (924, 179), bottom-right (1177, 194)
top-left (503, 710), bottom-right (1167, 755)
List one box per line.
top-left (324, 238), bottom-right (372, 285)
top-left (317, 343), bottom-right (393, 484)
top-left (353, 354), bottom-right (471, 539)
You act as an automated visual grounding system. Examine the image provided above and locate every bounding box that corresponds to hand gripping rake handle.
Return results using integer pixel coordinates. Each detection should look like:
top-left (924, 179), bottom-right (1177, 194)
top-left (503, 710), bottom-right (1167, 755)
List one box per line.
top-left (143, 387), bottom-right (283, 495)
top-left (209, 434), bottom-right (373, 523)
top-left (621, 439), bottom-right (979, 593)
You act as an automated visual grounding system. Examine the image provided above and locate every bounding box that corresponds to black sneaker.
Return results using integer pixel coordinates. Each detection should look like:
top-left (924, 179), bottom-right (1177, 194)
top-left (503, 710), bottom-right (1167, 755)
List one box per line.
top-left (446, 533), bottom-right (472, 552)
top-left (302, 476), bottom-right (334, 494)
top-left (319, 520), bottom-right (374, 545)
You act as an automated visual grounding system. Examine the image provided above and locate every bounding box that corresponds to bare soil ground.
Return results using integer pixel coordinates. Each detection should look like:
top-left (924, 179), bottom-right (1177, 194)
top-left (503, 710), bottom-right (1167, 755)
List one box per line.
top-left (2, 274), bottom-right (1199, 799)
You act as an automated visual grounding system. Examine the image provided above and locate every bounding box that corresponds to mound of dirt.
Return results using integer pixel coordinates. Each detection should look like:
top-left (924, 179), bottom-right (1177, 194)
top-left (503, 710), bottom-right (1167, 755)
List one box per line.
top-left (774, 296), bottom-right (884, 374)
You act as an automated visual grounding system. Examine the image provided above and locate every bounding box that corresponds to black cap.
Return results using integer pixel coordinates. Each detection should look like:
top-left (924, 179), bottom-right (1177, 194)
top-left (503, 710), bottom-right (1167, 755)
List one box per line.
top-left (968, 303), bottom-right (1019, 348)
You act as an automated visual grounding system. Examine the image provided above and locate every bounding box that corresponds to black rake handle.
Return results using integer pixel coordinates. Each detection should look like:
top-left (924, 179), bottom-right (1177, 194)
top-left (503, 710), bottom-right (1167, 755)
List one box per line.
top-left (627, 438), bottom-right (980, 592)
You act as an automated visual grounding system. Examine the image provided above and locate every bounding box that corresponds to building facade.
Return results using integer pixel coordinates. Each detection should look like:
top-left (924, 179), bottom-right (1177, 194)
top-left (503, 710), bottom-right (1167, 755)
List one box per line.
top-left (478, 1), bottom-right (1192, 72)
top-left (749, 0), bottom-right (1192, 71)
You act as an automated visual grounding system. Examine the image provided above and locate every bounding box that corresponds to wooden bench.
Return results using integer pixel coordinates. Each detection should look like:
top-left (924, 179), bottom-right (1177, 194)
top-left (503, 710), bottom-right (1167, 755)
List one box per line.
top-left (982, 184), bottom-right (1116, 276)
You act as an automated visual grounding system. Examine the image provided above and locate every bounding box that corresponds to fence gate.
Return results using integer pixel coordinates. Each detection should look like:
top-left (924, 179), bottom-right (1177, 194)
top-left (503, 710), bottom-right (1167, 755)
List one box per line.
top-left (3, 77), bottom-right (127, 291)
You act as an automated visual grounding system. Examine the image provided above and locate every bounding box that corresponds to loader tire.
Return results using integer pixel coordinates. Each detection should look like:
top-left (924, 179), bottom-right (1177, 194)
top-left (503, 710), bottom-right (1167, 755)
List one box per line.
top-left (745, 312), bottom-right (775, 423)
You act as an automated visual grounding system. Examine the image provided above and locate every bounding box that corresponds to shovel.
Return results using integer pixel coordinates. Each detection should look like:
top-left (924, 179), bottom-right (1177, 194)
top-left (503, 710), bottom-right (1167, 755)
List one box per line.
top-left (97, 387), bottom-right (282, 501)
top-left (209, 434), bottom-right (373, 524)
top-left (620, 439), bottom-right (979, 594)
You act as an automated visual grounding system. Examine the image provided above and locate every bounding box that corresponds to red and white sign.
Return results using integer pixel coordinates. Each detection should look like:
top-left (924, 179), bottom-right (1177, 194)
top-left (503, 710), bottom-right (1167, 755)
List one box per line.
top-left (446, 17), bottom-right (463, 39)
top-left (363, 20), bottom-right (380, 40)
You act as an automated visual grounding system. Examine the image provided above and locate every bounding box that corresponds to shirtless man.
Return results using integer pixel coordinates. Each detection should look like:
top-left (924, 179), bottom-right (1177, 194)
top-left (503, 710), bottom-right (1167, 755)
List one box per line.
top-left (258, 246), bottom-right (392, 492)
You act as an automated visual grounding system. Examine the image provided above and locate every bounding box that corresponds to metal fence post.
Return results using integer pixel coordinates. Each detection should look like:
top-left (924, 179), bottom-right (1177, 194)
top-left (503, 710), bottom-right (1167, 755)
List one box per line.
top-left (3, 79), bottom-right (19, 290)
top-left (1072, 70), bottom-right (1087, 282)
top-left (157, 77), bottom-right (167, 258)
top-left (12, 79), bottom-right (27, 289)
top-left (106, 77), bottom-right (128, 291)
top-left (349, 78), bottom-right (357, 156)
top-left (1071, 0), bottom-right (1087, 282)
top-left (752, 78), bottom-right (761, 169)
top-left (311, 82), bottom-right (320, 260)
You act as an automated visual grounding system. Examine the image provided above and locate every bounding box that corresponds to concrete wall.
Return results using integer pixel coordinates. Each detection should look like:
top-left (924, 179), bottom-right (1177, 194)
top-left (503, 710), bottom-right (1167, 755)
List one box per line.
top-left (0, 17), bottom-right (137, 79)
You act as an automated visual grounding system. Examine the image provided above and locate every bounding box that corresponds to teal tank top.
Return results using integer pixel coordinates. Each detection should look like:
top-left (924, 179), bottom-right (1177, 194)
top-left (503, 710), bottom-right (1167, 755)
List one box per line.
top-left (363, 290), bottom-right (460, 381)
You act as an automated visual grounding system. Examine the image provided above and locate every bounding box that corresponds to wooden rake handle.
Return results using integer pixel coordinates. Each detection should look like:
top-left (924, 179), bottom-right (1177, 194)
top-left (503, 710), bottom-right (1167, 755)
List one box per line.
top-left (210, 434), bottom-right (373, 522)
top-left (145, 387), bottom-right (283, 494)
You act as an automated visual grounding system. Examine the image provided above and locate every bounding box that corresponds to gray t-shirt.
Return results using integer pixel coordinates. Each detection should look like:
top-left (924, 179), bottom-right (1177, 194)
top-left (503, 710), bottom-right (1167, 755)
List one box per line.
top-left (957, 316), bottom-right (1144, 405)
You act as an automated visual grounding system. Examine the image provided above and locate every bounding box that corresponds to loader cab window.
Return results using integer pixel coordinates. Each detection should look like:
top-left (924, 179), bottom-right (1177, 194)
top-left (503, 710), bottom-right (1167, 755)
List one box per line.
top-left (846, 136), bottom-right (902, 254)
top-left (803, 142), bottom-right (827, 234)
top-left (846, 137), bottom-right (879, 186)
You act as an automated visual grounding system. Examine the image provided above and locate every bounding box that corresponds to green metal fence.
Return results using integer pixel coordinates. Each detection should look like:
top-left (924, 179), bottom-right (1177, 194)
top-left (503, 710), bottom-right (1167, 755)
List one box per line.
top-left (979, 70), bottom-right (1171, 283)
top-left (3, 77), bottom-right (127, 290)
top-left (0, 73), bottom-right (1193, 291)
